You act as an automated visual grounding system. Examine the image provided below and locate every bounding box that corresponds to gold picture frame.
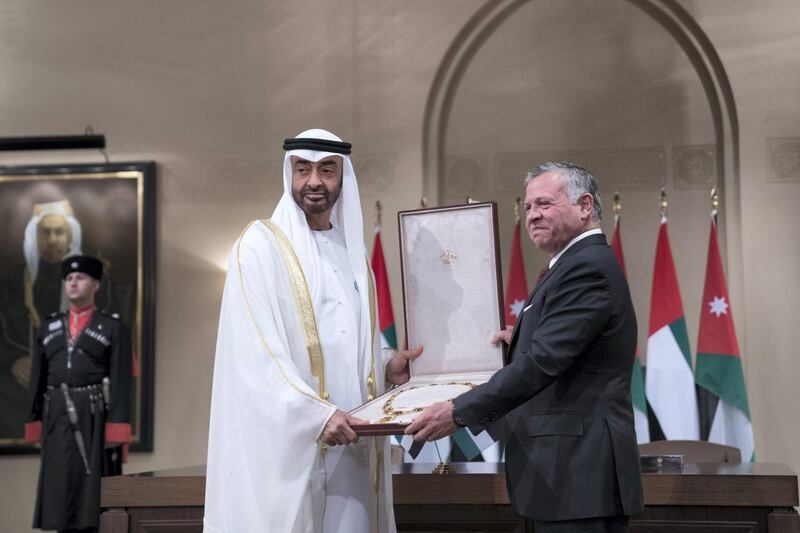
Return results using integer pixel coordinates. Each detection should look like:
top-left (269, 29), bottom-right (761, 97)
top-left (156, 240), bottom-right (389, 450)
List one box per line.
top-left (0, 162), bottom-right (155, 453)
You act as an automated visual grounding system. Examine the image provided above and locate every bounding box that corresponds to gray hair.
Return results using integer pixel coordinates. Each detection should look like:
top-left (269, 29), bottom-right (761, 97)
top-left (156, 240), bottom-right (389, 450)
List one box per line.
top-left (524, 161), bottom-right (603, 222)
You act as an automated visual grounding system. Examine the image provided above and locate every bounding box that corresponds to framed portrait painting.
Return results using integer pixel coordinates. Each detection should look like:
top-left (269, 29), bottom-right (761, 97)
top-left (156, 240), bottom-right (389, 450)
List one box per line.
top-left (0, 162), bottom-right (155, 453)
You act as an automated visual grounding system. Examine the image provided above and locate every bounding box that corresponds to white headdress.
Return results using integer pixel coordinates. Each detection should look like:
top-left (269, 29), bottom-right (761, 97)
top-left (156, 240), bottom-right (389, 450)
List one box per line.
top-left (23, 199), bottom-right (82, 283)
top-left (271, 128), bottom-right (368, 304)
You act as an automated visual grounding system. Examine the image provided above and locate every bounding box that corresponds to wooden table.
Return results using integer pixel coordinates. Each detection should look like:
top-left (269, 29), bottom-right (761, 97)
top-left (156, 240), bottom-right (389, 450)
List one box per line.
top-left (101, 462), bottom-right (800, 532)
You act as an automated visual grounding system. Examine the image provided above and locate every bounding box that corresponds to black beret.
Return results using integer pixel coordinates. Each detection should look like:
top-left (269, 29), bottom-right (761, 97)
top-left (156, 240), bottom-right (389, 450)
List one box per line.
top-left (61, 255), bottom-right (103, 280)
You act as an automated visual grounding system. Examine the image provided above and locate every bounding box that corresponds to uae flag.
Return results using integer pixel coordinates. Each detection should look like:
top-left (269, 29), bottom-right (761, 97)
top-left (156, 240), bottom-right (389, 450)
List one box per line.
top-left (611, 218), bottom-right (649, 444)
top-left (371, 226), bottom-right (397, 350)
top-left (505, 220), bottom-right (529, 326)
top-left (645, 216), bottom-right (699, 440)
top-left (695, 220), bottom-right (754, 461)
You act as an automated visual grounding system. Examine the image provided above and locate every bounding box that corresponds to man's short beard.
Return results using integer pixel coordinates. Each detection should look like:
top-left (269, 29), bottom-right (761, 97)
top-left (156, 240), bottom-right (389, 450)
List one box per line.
top-left (302, 201), bottom-right (330, 216)
top-left (293, 185), bottom-right (341, 217)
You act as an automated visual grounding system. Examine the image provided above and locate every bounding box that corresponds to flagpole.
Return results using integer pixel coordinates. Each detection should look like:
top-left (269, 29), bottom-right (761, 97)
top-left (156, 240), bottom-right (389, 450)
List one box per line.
top-left (698, 187), bottom-right (721, 441)
top-left (374, 200), bottom-right (382, 230)
top-left (696, 186), bottom-right (754, 459)
top-left (653, 186), bottom-right (669, 443)
top-left (514, 196), bottom-right (521, 225)
top-left (646, 185), bottom-right (700, 441)
top-left (710, 187), bottom-right (719, 224)
top-left (610, 192), bottom-right (650, 443)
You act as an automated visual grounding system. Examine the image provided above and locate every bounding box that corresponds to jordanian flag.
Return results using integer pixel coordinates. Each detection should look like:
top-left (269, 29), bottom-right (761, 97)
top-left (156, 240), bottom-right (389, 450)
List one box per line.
top-left (611, 217), bottom-right (649, 444)
top-left (371, 226), bottom-right (397, 350)
top-left (505, 220), bottom-right (529, 326)
top-left (645, 216), bottom-right (699, 440)
top-left (695, 219), bottom-right (754, 461)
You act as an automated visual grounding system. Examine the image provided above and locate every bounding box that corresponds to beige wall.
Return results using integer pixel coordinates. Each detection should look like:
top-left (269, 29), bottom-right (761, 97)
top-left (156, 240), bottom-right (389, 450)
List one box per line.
top-left (0, 1), bottom-right (798, 531)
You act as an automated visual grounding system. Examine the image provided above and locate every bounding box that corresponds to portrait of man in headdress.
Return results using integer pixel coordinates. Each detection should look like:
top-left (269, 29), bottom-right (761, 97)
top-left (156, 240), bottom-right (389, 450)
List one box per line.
top-left (0, 164), bottom-right (153, 449)
top-left (24, 200), bottom-right (84, 331)
top-left (0, 200), bottom-right (83, 439)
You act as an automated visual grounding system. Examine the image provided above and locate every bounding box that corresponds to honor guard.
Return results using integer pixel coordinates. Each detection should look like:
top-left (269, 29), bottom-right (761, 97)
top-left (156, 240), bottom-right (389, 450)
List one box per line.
top-left (25, 255), bottom-right (133, 532)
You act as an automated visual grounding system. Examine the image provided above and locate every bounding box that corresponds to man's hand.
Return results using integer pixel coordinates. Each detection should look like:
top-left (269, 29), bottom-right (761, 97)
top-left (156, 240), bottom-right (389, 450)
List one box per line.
top-left (320, 410), bottom-right (366, 446)
top-left (12, 357), bottom-right (31, 388)
top-left (490, 325), bottom-right (514, 346)
top-left (385, 346), bottom-right (423, 385)
top-left (404, 400), bottom-right (458, 442)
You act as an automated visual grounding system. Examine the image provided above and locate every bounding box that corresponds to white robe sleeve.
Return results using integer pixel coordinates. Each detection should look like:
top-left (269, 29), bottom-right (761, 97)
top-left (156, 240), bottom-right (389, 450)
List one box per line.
top-left (204, 223), bottom-right (336, 533)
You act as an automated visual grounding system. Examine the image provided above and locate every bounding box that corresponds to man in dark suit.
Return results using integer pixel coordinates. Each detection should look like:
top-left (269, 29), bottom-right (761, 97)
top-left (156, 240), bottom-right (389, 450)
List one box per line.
top-left (406, 161), bottom-right (644, 532)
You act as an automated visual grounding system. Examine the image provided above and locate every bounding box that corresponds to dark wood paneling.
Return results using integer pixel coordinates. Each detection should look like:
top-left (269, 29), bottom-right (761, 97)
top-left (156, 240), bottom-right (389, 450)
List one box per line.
top-left (101, 463), bottom-right (800, 533)
top-left (99, 508), bottom-right (129, 533)
top-left (631, 521), bottom-right (757, 533)
top-left (768, 509), bottom-right (800, 533)
top-left (644, 465), bottom-right (799, 507)
top-left (396, 504), bottom-right (530, 532)
top-left (103, 466), bottom-right (206, 508)
top-left (130, 508), bottom-right (203, 533)
top-left (393, 471), bottom-right (510, 505)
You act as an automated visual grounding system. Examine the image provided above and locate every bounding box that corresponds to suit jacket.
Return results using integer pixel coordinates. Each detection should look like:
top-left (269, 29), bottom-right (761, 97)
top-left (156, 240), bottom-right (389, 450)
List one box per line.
top-left (453, 233), bottom-right (644, 521)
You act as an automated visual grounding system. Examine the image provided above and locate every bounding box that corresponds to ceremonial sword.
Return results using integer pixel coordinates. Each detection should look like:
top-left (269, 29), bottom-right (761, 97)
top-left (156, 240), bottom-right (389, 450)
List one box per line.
top-left (60, 383), bottom-right (91, 475)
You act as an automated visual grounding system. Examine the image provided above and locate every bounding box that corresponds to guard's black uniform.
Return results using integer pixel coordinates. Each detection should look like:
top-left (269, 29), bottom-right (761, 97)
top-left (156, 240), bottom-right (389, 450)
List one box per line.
top-left (27, 309), bottom-right (132, 532)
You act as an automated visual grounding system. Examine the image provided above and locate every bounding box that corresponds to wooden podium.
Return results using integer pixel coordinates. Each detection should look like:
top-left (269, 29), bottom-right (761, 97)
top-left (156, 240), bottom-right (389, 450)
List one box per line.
top-left (101, 462), bottom-right (800, 532)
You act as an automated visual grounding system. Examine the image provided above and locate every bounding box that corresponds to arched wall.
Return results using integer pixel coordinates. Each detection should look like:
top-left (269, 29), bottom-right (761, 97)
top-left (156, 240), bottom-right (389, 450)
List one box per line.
top-left (421, 0), bottom-right (746, 361)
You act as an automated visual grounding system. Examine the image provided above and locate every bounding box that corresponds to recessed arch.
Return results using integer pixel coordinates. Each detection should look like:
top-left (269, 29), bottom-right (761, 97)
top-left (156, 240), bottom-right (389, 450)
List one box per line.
top-left (421, 0), bottom-right (743, 306)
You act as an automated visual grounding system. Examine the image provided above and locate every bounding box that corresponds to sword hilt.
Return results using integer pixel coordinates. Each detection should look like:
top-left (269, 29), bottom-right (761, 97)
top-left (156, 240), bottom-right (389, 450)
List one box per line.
top-left (102, 376), bottom-right (111, 407)
top-left (60, 383), bottom-right (78, 425)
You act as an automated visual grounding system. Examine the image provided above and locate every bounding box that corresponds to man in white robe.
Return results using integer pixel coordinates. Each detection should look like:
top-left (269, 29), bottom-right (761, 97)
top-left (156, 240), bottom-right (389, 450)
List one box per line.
top-left (204, 129), bottom-right (421, 533)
